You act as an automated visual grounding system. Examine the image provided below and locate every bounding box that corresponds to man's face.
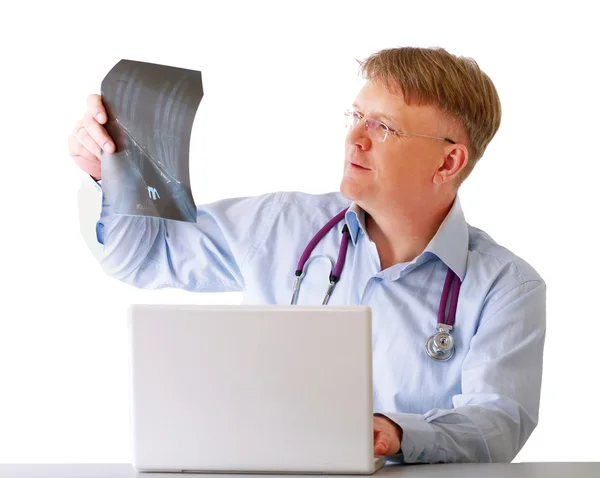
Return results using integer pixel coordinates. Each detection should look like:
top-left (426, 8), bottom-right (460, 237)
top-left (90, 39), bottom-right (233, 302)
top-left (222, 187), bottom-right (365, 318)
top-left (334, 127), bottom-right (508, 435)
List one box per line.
top-left (340, 79), bottom-right (452, 211)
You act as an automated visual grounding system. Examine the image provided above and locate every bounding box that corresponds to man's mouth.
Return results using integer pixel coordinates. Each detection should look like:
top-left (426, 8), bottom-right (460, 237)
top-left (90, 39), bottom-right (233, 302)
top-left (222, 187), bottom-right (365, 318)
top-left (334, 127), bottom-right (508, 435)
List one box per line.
top-left (350, 161), bottom-right (371, 170)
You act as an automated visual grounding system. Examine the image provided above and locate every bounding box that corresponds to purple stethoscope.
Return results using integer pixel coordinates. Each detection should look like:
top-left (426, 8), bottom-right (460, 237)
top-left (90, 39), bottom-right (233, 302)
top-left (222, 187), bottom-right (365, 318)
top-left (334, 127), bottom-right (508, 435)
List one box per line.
top-left (290, 207), bottom-right (461, 361)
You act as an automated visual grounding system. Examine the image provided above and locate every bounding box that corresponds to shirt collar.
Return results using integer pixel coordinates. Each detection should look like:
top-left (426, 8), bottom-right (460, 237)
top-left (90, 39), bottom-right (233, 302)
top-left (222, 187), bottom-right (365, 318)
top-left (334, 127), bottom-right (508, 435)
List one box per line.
top-left (344, 195), bottom-right (469, 281)
top-left (422, 195), bottom-right (469, 281)
top-left (344, 203), bottom-right (367, 245)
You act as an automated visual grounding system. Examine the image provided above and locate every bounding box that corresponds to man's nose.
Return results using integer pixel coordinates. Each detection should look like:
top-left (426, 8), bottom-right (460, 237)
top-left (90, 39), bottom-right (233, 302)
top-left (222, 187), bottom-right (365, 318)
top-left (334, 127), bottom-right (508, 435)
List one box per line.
top-left (347, 122), bottom-right (372, 151)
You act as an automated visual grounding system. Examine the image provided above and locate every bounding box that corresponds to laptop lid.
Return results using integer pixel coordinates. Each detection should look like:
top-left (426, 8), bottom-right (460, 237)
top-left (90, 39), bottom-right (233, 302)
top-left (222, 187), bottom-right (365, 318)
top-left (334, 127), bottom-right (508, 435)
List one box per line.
top-left (127, 304), bottom-right (382, 474)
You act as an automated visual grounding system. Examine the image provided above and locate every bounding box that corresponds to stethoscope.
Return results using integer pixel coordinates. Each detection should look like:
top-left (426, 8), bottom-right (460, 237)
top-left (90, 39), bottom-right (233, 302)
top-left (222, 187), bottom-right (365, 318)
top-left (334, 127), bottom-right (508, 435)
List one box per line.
top-left (290, 208), bottom-right (461, 361)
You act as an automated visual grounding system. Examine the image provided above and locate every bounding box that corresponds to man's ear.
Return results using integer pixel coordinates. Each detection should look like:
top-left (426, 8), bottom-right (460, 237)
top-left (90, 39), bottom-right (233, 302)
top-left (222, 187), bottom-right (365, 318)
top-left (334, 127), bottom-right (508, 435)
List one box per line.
top-left (433, 144), bottom-right (469, 185)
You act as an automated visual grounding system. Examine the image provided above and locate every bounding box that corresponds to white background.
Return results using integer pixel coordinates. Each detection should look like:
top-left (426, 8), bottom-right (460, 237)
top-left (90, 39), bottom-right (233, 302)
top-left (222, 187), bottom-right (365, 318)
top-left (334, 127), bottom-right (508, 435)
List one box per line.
top-left (1, 0), bottom-right (598, 464)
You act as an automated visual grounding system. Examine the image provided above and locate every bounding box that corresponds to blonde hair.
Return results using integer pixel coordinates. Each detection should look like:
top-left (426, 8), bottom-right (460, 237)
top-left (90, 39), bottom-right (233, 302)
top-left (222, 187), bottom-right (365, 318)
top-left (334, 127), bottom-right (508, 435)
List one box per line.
top-left (358, 47), bottom-right (501, 184)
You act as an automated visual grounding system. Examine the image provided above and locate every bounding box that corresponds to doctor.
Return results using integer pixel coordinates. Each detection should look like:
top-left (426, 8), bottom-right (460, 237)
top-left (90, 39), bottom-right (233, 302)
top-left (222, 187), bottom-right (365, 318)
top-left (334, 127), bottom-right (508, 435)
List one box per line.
top-left (69, 46), bottom-right (546, 464)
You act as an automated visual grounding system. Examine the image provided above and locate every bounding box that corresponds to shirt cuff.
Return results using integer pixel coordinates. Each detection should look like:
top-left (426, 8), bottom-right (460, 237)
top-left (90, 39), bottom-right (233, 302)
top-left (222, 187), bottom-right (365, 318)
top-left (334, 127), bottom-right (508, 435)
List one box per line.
top-left (375, 412), bottom-right (437, 464)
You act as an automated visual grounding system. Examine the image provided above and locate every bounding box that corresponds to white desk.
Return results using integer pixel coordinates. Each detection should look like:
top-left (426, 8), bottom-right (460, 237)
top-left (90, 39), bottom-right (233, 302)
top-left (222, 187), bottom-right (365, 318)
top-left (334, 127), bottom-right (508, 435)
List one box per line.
top-left (1, 463), bottom-right (599, 478)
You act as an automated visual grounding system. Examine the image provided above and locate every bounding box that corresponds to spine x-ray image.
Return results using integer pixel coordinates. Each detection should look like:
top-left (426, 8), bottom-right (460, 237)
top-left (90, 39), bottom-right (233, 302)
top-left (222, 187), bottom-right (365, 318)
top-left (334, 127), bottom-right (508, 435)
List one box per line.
top-left (100, 59), bottom-right (203, 223)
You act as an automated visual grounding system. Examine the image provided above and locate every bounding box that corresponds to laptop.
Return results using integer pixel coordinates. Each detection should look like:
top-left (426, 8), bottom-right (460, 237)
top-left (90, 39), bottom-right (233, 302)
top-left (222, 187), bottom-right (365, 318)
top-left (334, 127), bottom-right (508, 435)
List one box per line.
top-left (127, 304), bottom-right (387, 474)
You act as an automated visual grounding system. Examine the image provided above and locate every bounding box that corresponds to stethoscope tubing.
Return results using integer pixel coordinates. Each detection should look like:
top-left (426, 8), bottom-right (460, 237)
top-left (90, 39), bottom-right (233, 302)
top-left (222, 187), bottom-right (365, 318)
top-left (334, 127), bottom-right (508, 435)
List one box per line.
top-left (290, 208), bottom-right (461, 360)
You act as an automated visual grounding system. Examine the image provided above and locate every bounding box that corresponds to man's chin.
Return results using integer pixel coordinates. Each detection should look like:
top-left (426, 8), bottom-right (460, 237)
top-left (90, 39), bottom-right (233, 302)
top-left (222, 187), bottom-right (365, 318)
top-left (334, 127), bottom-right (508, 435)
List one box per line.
top-left (339, 186), bottom-right (351, 200)
top-left (340, 179), bottom-right (364, 202)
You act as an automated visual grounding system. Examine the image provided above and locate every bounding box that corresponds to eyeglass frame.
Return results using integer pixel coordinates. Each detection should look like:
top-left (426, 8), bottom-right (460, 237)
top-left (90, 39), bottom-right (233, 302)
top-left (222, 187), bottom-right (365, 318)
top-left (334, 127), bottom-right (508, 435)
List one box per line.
top-left (344, 110), bottom-right (456, 144)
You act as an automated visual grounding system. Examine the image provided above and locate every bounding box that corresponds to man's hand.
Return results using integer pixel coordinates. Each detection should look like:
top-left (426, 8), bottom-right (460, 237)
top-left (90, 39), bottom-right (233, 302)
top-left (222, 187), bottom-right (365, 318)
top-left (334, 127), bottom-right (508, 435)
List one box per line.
top-left (373, 415), bottom-right (402, 456)
top-left (68, 94), bottom-right (116, 181)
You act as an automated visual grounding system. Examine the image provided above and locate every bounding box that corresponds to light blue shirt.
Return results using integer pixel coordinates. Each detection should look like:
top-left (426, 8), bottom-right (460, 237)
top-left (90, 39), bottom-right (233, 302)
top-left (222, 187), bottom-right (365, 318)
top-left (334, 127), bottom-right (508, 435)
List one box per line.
top-left (86, 179), bottom-right (546, 464)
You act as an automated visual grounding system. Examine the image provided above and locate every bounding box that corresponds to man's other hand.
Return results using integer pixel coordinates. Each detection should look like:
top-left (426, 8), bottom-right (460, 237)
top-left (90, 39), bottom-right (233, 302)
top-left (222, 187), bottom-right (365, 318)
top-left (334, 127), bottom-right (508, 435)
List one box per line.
top-left (373, 415), bottom-right (402, 456)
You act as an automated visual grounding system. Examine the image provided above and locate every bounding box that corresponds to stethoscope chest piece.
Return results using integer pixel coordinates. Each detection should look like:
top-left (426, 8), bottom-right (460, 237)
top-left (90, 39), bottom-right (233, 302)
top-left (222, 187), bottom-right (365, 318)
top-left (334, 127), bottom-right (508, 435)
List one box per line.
top-left (425, 324), bottom-right (455, 361)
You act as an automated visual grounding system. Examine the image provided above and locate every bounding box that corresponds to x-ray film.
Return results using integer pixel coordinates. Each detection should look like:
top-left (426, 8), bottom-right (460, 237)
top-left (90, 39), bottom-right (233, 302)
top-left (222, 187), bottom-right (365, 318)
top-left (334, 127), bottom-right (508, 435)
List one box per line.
top-left (100, 59), bottom-right (203, 222)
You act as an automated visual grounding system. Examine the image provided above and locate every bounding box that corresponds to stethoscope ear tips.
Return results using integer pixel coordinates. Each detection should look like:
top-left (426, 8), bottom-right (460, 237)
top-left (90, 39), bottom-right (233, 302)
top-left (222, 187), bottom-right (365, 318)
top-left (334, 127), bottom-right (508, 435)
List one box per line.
top-left (425, 329), bottom-right (455, 361)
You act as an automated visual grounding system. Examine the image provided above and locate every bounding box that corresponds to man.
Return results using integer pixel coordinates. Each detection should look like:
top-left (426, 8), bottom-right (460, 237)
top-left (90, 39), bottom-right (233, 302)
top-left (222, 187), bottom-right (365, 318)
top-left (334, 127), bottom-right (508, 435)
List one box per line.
top-left (69, 46), bottom-right (546, 464)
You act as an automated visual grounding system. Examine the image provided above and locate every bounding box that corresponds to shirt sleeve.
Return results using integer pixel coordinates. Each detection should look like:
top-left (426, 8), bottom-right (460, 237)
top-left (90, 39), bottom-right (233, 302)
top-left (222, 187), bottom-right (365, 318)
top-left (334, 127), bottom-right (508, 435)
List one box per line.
top-left (378, 278), bottom-right (546, 464)
top-left (77, 172), bottom-right (278, 292)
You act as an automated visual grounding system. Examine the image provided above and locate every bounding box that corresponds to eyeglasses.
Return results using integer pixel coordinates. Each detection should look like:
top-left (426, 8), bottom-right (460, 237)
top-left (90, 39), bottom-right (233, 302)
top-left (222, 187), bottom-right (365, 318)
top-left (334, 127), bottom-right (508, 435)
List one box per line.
top-left (344, 110), bottom-right (456, 144)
